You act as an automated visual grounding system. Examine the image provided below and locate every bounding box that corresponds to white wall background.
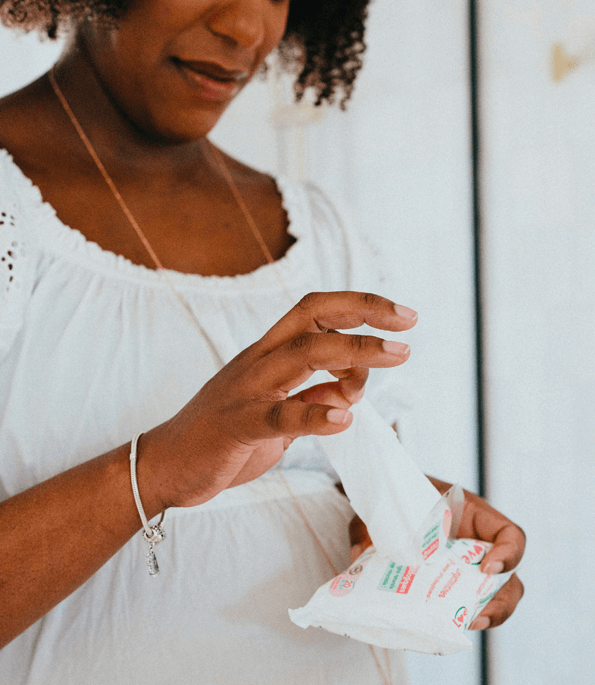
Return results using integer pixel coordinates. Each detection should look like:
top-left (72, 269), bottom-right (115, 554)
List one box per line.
top-left (7, 1), bottom-right (594, 684)
top-left (216, 0), bottom-right (480, 498)
top-left (479, 2), bottom-right (595, 684)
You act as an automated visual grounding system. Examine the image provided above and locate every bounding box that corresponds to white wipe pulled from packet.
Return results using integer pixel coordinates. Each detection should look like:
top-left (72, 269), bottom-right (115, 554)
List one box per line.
top-left (289, 539), bottom-right (513, 655)
top-left (315, 398), bottom-right (452, 564)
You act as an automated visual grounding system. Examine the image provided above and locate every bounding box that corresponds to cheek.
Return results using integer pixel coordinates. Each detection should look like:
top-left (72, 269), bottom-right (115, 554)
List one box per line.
top-left (261, 4), bottom-right (291, 58)
top-left (273, 14), bottom-right (290, 49)
top-left (85, 18), bottom-right (161, 90)
top-left (91, 19), bottom-right (172, 105)
top-left (97, 0), bottom-right (183, 73)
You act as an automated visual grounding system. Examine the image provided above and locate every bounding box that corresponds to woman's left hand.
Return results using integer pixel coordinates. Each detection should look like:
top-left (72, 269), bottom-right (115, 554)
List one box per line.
top-left (347, 477), bottom-right (525, 631)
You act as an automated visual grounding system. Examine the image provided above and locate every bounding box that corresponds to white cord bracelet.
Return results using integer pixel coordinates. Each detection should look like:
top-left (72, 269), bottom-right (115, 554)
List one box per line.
top-left (130, 432), bottom-right (166, 576)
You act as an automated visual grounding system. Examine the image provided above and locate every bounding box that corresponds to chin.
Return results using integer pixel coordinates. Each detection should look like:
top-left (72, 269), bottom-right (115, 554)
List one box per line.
top-left (157, 97), bottom-right (234, 141)
top-left (135, 109), bottom-right (226, 145)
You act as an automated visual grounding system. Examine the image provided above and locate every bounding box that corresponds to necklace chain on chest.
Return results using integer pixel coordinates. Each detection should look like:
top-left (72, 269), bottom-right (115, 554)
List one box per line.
top-left (48, 67), bottom-right (393, 685)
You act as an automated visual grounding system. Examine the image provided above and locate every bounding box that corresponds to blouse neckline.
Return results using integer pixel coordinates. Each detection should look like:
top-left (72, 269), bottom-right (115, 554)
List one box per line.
top-left (0, 147), bottom-right (311, 292)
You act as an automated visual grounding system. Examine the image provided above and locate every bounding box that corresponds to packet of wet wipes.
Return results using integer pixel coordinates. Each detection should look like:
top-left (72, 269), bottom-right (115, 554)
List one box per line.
top-left (289, 539), bottom-right (513, 655)
top-left (316, 398), bottom-right (460, 564)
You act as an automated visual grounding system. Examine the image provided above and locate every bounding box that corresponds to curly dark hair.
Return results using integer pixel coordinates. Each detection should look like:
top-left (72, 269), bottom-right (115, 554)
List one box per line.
top-left (0, 0), bottom-right (369, 108)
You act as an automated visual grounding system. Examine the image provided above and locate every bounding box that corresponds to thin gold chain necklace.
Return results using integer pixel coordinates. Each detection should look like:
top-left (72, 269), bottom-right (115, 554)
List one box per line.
top-left (48, 68), bottom-right (393, 685)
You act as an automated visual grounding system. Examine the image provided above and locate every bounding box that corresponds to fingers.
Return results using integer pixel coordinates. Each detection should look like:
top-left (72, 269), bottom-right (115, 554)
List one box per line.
top-left (423, 482), bottom-right (526, 632)
top-left (457, 491), bottom-right (526, 573)
top-left (247, 331), bottom-right (409, 396)
top-left (233, 292), bottom-right (414, 401)
top-left (469, 573), bottom-right (524, 630)
top-left (349, 514), bottom-right (372, 547)
top-left (479, 518), bottom-right (526, 574)
top-left (333, 367), bottom-right (369, 405)
top-left (290, 382), bottom-right (353, 409)
top-left (292, 368), bottom-right (369, 407)
top-left (350, 545), bottom-right (366, 563)
top-left (348, 514), bottom-right (373, 562)
top-left (258, 291), bottom-right (418, 354)
top-left (236, 399), bottom-right (354, 444)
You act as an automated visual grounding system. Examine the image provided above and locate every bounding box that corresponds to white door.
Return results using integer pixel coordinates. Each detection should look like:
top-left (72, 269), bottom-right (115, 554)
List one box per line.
top-left (480, 1), bottom-right (595, 684)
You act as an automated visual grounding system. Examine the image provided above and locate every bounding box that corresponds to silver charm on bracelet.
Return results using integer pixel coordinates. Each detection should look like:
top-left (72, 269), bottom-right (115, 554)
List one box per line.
top-left (130, 432), bottom-right (166, 577)
top-left (143, 523), bottom-right (166, 576)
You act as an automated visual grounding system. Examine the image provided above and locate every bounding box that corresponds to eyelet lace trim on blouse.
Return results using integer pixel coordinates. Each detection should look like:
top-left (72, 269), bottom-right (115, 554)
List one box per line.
top-left (0, 211), bottom-right (24, 295)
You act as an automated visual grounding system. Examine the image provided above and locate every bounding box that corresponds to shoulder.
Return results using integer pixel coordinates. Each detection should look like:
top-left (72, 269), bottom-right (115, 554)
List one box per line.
top-left (0, 93), bottom-right (47, 362)
top-left (275, 176), bottom-right (354, 247)
top-left (214, 147), bottom-right (282, 205)
top-left (0, 75), bottom-right (72, 193)
top-left (0, 78), bottom-right (46, 158)
top-left (0, 78), bottom-right (74, 232)
top-left (279, 177), bottom-right (393, 295)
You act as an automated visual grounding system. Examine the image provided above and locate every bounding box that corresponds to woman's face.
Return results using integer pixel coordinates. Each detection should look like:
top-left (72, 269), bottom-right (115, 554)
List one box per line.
top-left (79, 0), bottom-right (291, 143)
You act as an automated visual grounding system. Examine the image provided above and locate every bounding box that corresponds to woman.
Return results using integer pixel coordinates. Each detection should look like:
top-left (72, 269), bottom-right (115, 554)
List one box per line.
top-left (0, 1), bottom-right (525, 683)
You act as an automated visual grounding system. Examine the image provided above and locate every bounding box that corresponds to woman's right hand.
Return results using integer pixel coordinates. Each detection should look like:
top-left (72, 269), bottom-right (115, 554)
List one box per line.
top-left (0, 291), bottom-right (417, 647)
top-left (141, 291), bottom-right (418, 511)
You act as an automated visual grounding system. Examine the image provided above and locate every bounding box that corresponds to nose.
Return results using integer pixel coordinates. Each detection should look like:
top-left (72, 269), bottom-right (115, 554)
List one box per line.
top-left (207, 0), bottom-right (266, 49)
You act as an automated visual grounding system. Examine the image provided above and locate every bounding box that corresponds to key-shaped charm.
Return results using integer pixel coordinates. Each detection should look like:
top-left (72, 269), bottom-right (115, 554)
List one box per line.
top-left (143, 524), bottom-right (165, 577)
top-left (146, 544), bottom-right (160, 576)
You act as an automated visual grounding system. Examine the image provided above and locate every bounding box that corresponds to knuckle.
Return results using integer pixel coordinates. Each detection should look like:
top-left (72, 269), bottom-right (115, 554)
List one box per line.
top-left (488, 600), bottom-right (509, 626)
top-left (359, 292), bottom-right (383, 309)
top-left (264, 402), bottom-right (284, 431)
top-left (349, 334), bottom-right (370, 354)
top-left (302, 403), bottom-right (319, 426)
top-left (289, 331), bottom-right (315, 354)
top-left (294, 292), bottom-right (321, 314)
top-left (489, 615), bottom-right (506, 629)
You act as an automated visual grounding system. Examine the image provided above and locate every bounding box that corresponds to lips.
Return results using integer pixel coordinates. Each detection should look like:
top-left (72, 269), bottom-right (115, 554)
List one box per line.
top-left (172, 58), bottom-right (249, 101)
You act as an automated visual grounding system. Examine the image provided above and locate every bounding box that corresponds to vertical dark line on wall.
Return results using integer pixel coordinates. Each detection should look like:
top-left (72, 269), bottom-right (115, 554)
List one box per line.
top-left (469, 0), bottom-right (485, 498)
top-left (468, 10), bottom-right (489, 676)
top-left (468, 1), bottom-right (489, 685)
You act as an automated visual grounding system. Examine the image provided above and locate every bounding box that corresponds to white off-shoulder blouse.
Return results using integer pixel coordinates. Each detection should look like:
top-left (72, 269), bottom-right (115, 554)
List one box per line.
top-left (0, 148), bottom-right (411, 685)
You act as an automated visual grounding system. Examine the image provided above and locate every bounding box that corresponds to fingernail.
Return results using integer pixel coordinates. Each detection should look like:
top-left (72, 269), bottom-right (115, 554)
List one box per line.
top-left (483, 561), bottom-right (504, 575)
top-left (394, 304), bottom-right (418, 322)
top-left (383, 341), bottom-right (410, 356)
top-left (469, 617), bottom-right (491, 631)
top-left (327, 408), bottom-right (350, 424)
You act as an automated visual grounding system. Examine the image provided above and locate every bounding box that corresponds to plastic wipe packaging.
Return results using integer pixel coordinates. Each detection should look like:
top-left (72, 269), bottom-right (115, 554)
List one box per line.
top-left (289, 539), bottom-right (513, 655)
top-left (288, 399), bottom-right (513, 654)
